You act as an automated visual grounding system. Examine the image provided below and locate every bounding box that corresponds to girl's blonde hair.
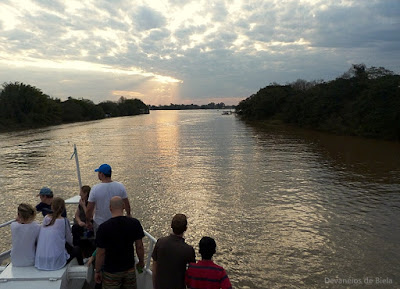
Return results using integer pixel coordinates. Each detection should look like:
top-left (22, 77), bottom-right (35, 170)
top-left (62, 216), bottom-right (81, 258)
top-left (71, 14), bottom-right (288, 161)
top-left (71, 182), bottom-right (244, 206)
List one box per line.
top-left (17, 203), bottom-right (36, 223)
top-left (46, 197), bottom-right (65, 227)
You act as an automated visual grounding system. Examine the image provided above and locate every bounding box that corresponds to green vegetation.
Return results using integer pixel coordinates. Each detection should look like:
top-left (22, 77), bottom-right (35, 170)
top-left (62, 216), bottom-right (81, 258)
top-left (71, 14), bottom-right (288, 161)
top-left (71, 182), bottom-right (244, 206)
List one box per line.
top-left (236, 64), bottom-right (400, 141)
top-left (149, 102), bottom-right (234, 110)
top-left (0, 82), bottom-right (149, 132)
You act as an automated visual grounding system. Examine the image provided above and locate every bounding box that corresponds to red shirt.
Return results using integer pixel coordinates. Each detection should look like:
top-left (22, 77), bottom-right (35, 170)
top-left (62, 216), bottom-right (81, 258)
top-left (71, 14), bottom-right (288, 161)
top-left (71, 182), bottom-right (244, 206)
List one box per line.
top-left (185, 260), bottom-right (232, 289)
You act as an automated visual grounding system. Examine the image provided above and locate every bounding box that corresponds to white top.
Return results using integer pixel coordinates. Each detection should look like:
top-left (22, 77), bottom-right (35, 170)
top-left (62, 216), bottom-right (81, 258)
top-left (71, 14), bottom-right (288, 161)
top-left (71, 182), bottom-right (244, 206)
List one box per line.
top-left (34, 216), bottom-right (73, 271)
top-left (88, 181), bottom-right (128, 225)
top-left (10, 221), bottom-right (40, 266)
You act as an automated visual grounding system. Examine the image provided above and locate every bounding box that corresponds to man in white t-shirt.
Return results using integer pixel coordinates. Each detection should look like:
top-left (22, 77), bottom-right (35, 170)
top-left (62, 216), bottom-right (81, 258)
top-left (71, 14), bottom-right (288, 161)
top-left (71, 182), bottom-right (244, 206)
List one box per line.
top-left (86, 164), bottom-right (131, 232)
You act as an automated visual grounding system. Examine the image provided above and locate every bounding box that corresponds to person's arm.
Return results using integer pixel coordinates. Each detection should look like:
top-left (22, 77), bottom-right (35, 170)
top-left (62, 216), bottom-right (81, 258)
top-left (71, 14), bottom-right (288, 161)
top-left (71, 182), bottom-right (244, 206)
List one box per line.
top-left (94, 247), bottom-right (105, 284)
top-left (85, 201), bottom-right (95, 230)
top-left (65, 218), bottom-right (73, 246)
top-left (152, 261), bottom-right (157, 289)
top-left (185, 267), bottom-right (191, 288)
top-left (135, 239), bottom-right (145, 269)
top-left (75, 206), bottom-right (85, 227)
top-left (123, 197), bottom-right (131, 217)
top-left (221, 269), bottom-right (232, 289)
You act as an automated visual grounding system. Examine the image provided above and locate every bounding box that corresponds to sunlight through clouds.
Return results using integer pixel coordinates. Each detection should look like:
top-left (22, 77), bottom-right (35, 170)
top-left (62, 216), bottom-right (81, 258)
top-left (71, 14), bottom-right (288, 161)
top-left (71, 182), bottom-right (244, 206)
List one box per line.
top-left (0, 0), bottom-right (399, 105)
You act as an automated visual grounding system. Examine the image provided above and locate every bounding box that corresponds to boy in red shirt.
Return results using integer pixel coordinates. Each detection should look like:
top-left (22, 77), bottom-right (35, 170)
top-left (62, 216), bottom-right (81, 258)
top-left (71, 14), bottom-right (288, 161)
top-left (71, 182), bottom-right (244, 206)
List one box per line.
top-left (185, 237), bottom-right (232, 289)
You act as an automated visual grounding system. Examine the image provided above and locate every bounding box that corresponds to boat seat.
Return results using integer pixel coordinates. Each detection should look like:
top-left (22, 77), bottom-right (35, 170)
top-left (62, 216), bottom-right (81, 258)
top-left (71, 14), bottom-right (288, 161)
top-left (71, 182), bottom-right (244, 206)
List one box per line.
top-left (0, 263), bottom-right (66, 281)
top-left (0, 260), bottom-right (90, 284)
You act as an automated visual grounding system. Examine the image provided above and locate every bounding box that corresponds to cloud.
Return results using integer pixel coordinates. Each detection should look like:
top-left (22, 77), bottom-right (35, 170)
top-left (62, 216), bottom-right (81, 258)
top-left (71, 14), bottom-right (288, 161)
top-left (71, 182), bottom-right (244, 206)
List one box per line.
top-left (0, 0), bottom-right (399, 106)
top-left (135, 6), bottom-right (166, 31)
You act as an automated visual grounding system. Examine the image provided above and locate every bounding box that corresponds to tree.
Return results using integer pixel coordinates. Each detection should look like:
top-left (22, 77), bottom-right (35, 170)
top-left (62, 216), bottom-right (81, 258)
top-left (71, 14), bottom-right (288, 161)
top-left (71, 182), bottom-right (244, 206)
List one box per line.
top-left (0, 82), bottom-right (62, 126)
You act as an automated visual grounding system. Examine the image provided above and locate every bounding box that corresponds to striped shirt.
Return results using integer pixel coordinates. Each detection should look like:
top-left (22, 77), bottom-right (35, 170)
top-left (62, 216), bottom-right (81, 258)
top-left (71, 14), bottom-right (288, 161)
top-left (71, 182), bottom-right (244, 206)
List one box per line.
top-left (185, 260), bottom-right (232, 289)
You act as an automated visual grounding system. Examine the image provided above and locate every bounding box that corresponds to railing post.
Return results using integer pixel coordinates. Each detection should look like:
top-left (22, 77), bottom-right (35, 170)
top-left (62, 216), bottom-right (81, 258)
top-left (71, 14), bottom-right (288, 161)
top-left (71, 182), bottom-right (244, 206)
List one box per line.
top-left (70, 144), bottom-right (82, 191)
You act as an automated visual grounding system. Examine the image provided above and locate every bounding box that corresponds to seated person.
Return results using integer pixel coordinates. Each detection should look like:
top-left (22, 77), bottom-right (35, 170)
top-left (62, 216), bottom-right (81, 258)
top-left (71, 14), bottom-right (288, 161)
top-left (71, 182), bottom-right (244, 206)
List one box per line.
top-left (72, 185), bottom-right (95, 257)
top-left (35, 197), bottom-right (82, 270)
top-left (185, 237), bottom-right (232, 289)
top-left (11, 203), bottom-right (41, 266)
top-left (36, 187), bottom-right (66, 217)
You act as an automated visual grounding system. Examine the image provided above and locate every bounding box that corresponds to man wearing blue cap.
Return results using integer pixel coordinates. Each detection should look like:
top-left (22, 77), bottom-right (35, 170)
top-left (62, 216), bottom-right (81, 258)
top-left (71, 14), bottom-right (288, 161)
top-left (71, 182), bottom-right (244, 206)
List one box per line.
top-left (85, 164), bottom-right (131, 232)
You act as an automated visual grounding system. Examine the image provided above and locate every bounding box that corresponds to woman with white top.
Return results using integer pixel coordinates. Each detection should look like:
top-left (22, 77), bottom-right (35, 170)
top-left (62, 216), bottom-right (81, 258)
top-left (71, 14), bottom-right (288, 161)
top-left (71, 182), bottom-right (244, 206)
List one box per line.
top-left (35, 197), bottom-right (79, 270)
top-left (11, 203), bottom-right (40, 266)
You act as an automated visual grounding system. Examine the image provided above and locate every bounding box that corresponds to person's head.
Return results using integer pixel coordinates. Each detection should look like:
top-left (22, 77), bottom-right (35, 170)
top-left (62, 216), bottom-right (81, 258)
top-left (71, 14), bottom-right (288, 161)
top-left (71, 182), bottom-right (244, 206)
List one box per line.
top-left (38, 187), bottom-right (53, 203)
top-left (199, 236), bottom-right (217, 260)
top-left (46, 197), bottom-right (65, 226)
top-left (80, 185), bottom-right (91, 201)
top-left (95, 164), bottom-right (112, 179)
top-left (109, 196), bottom-right (124, 215)
top-left (17, 203), bottom-right (36, 224)
top-left (171, 213), bottom-right (188, 235)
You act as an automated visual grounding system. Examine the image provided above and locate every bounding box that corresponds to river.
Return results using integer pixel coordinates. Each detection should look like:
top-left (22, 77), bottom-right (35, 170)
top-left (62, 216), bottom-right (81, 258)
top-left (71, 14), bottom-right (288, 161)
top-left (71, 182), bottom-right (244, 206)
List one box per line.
top-left (1, 110), bottom-right (400, 288)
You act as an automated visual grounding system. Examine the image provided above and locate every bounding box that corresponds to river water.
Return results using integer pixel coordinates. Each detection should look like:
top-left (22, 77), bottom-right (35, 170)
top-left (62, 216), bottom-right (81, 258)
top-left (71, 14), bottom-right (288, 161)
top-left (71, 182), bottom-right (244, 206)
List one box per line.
top-left (1, 110), bottom-right (400, 288)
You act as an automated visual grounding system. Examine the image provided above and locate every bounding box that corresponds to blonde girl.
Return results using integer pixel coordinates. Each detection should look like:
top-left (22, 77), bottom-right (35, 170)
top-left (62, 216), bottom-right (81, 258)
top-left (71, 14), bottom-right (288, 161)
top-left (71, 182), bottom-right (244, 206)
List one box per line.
top-left (11, 203), bottom-right (40, 266)
top-left (34, 197), bottom-right (77, 270)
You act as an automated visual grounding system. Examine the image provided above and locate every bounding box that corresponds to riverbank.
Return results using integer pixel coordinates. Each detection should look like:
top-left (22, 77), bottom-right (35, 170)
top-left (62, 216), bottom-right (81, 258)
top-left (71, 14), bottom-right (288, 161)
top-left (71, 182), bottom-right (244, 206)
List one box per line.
top-left (236, 65), bottom-right (400, 141)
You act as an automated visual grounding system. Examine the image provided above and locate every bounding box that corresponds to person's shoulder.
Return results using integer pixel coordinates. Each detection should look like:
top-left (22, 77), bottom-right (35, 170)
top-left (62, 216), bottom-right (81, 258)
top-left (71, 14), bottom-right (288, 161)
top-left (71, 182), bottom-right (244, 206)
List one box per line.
top-left (42, 215), bottom-right (51, 225)
top-left (183, 240), bottom-right (195, 249)
top-left (90, 183), bottom-right (102, 191)
top-left (36, 202), bottom-right (46, 210)
top-left (128, 217), bottom-right (141, 224)
top-left (210, 261), bottom-right (225, 271)
top-left (112, 181), bottom-right (126, 190)
top-left (156, 235), bottom-right (169, 244)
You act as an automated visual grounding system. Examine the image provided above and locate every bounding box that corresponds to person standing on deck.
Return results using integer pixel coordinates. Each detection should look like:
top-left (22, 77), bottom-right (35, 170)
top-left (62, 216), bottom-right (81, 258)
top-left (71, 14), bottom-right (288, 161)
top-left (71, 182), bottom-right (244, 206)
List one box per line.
top-left (152, 213), bottom-right (196, 289)
top-left (85, 164), bottom-right (131, 232)
top-left (185, 237), bottom-right (232, 289)
top-left (94, 196), bottom-right (145, 289)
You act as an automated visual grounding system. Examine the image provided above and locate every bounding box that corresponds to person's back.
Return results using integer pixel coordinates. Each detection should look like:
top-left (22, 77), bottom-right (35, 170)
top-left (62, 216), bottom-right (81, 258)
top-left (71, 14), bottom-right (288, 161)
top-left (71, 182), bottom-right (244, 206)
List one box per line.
top-left (94, 196), bottom-right (144, 289)
top-left (35, 198), bottom-right (73, 270)
top-left (152, 214), bottom-right (196, 289)
top-left (97, 216), bottom-right (143, 271)
top-left (86, 164), bottom-right (131, 231)
top-left (185, 237), bottom-right (232, 289)
top-left (89, 181), bottom-right (127, 225)
top-left (11, 203), bottom-right (40, 266)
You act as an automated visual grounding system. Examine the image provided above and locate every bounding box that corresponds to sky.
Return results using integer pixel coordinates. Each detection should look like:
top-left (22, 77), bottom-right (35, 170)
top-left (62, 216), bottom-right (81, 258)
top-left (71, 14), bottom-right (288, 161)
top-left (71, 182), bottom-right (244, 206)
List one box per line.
top-left (0, 0), bottom-right (399, 106)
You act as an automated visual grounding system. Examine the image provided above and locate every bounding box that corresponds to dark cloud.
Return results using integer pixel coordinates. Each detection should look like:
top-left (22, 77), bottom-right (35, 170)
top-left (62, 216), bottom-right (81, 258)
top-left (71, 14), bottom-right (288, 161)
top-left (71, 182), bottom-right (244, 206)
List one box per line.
top-left (134, 6), bottom-right (166, 31)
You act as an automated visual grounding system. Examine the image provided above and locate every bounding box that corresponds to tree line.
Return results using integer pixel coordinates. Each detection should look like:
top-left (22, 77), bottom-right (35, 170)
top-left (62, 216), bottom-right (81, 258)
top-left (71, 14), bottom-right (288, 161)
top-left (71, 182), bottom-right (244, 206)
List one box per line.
top-left (0, 82), bottom-right (149, 131)
top-left (236, 64), bottom-right (400, 141)
top-left (149, 102), bottom-right (234, 110)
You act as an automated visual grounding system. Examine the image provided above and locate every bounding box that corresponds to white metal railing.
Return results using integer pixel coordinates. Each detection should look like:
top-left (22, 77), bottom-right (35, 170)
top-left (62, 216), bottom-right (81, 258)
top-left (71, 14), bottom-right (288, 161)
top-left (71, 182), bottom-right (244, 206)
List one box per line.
top-left (0, 219), bottom-right (14, 264)
top-left (143, 230), bottom-right (157, 274)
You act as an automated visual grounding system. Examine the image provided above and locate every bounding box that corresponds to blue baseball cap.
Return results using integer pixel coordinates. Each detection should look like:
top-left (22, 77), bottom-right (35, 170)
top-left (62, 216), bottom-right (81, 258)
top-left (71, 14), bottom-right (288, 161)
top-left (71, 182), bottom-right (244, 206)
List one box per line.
top-left (38, 187), bottom-right (53, 197)
top-left (95, 164), bottom-right (112, 175)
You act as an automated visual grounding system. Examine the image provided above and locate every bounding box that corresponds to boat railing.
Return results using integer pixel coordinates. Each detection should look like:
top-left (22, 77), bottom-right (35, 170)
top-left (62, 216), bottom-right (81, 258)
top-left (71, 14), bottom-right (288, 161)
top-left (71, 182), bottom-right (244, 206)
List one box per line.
top-left (143, 230), bottom-right (156, 275)
top-left (0, 219), bottom-right (14, 265)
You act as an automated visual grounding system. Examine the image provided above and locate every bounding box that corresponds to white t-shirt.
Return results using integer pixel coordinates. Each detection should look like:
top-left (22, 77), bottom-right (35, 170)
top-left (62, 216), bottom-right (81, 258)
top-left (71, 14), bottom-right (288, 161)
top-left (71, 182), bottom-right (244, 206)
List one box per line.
top-left (35, 216), bottom-right (73, 270)
top-left (11, 221), bottom-right (40, 266)
top-left (88, 181), bottom-right (128, 225)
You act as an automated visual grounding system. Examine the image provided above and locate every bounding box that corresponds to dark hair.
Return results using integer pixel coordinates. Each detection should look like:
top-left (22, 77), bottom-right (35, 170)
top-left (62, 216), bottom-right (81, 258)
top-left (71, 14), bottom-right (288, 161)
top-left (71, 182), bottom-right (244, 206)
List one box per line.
top-left (81, 185), bottom-right (91, 194)
top-left (199, 236), bottom-right (216, 260)
top-left (81, 185), bottom-right (91, 200)
top-left (171, 214), bottom-right (187, 235)
top-left (18, 203), bottom-right (36, 223)
top-left (46, 197), bottom-right (65, 227)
